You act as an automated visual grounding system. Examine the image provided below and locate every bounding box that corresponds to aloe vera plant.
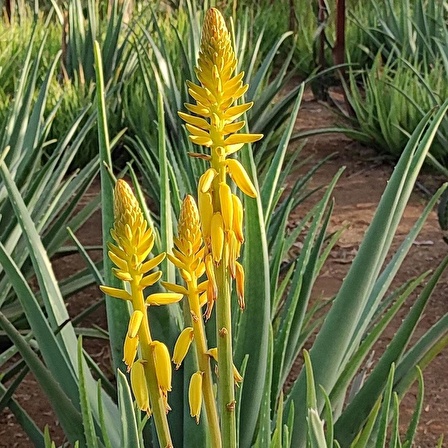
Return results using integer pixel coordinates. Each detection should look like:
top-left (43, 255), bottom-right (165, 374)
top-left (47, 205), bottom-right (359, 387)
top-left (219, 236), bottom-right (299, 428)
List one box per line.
top-left (1, 4), bottom-right (448, 448)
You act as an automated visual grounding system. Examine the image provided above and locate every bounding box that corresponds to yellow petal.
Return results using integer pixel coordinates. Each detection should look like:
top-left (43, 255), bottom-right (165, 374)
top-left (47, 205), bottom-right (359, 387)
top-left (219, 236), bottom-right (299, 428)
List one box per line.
top-left (112, 269), bottom-right (133, 282)
top-left (141, 252), bottom-right (166, 274)
top-left (233, 364), bottom-right (243, 384)
top-left (226, 159), bottom-right (257, 198)
top-left (184, 102), bottom-right (210, 117)
top-left (224, 133), bottom-right (263, 145)
top-left (186, 123), bottom-right (211, 139)
top-left (172, 327), bottom-right (194, 369)
top-left (235, 262), bottom-right (245, 311)
top-left (130, 360), bottom-right (151, 415)
top-left (178, 112), bottom-right (210, 130)
top-left (225, 143), bottom-right (245, 155)
top-left (206, 347), bottom-right (218, 361)
top-left (151, 341), bottom-right (172, 392)
top-left (199, 292), bottom-right (207, 307)
top-left (167, 253), bottom-right (186, 270)
top-left (140, 271), bottom-right (163, 288)
top-left (128, 310), bottom-right (144, 338)
top-left (205, 254), bottom-right (217, 300)
top-left (190, 135), bottom-right (213, 147)
top-left (99, 286), bottom-right (132, 301)
top-left (199, 168), bottom-right (218, 193)
top-left (108, 250), bottom-right (128, 271)
top-left (198, 191), bottom-right (214, 239)
top-left (223, 121), bottom-right (245, 135)
top-left (219, 182), bottom-right (233, 231)
top-left (146, 293), bottom-right (183, 306)
top-left (123, 334), bottom-right (139, 371)
top-left (197, 279), bottom-right (208, 293)
top-left (210, 213), bottom-right (225, 263)
top-left (222, 102), bottom-right (253, 121)
top-left (161, 281), bottom-right (189, 295)
top-left (232, 194), bottom-right (244, 242)
top-left (189, 371), bottom-right (203, 424)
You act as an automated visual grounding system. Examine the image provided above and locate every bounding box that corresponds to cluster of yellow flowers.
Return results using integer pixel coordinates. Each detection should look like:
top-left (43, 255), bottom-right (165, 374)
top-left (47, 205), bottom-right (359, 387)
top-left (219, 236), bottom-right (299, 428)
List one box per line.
top-left (101, 7), bottom-right (261, 446)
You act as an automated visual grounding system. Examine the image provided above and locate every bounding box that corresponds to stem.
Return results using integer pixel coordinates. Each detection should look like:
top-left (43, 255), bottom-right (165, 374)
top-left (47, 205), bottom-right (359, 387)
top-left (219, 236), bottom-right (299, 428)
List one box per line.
top-left (215, 261), bottom-right (236, 448)
top-left (131, 280), bottom-right (173, 448)
top-left (188, 282), bottom-right (222, 448)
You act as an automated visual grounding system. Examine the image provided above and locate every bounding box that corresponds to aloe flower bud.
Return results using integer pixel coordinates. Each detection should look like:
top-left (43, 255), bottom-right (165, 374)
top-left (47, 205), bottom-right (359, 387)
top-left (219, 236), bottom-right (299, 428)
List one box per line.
top-left (189, 371), bottom-right (204, 424)
top-left (131, 360), bottom-right (151, 415)
top-left (152, 341), bottom-right (172, 393)
top-left (173, 327), bottom-right (195, 369)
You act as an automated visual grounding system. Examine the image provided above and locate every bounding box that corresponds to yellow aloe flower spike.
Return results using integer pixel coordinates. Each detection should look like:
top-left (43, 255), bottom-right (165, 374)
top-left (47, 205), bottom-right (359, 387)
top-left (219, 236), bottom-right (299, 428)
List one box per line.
top-left (100, 179), bottom-right (173, 446)
top-left (164, 196), bottom-right (221, 445)
top-left (179, 8), bottom-right (263, 446)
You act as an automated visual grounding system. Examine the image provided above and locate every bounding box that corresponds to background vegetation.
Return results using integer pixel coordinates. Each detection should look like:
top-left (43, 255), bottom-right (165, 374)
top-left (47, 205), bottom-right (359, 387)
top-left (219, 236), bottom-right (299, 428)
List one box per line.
top-left (0, 0), bottom-right (447, 447)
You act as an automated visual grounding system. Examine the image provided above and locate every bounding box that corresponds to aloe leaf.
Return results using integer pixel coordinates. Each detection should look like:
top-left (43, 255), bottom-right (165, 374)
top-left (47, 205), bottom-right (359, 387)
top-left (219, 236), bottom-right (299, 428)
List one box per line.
top-left (0, 312), bottom-right (85, 445)
top-left (307, 408), bottom-right (328, 448)
top-left (252, 325), bottom-right (273, 448)
top-left (335, 254), bottom-right (448, 445)
top-left (78, 338), bottom-right (99, 448)
top-left (234, 143), bottom-right (270, 448)
top-left (94, 40), bottom-right (128, 374)
top-left (402, 367), bottom-right (423, 448)
top-left (350, 397), bottom-right (381, 448)
top-left (261, 85), bottom-right (304, 222)
top-left (329, 273), bottom-right (428, 410)
top-left (116, 370), bottom-right (141, 448)
top-left (0, 160), bottom-right (120, 442)
top-left (376, 364), bottom-right (395, 448)
top-left (287, 101), bottom-right (448, 446)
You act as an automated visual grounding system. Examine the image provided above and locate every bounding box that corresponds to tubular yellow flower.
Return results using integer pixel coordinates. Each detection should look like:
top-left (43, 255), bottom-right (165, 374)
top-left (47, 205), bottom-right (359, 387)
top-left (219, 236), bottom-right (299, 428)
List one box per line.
top-left (232, 194), bottom-right (244, 243)
top-left (128, 310), bottom-right (144, 338)
top-left (146, 292), bottom-right (183, 306)
top-left (235, 262), bottom-right (245, 311)
top-left (123, 334), bottom-right (139, 371)
top-left (172, 327), bottom-right (195, 369)
top-left (98, 285), bottom-right (131, 301)
top-left (198, 190), bottom-right (214, 239)
top-left (131, 360), bottom-right (151, 415)
top-left (210, 213), bottom-right (225, 263)
top-left (199, 168), bottom-right (218, 193)
top-left (189, 371), bottom-right (203, 424)
top-left (225, 159), bottom-right (257, 198)
top-left (152, 341), bottom-right (172, 392)
top-left (219, 183), bottom-right (233, 231)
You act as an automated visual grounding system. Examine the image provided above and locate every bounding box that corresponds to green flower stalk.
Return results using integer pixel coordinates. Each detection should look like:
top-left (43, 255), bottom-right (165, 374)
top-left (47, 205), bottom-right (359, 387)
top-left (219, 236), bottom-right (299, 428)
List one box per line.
top-left (100, 179), bottom-right (182, 448)
top-left (179, 8), bottom-right (262, 446)
top-left (164, 195), bottom-right (222, 447)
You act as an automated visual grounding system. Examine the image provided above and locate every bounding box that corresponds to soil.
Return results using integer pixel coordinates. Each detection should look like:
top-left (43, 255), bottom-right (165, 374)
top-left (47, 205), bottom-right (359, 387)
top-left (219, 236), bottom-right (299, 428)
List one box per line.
top-left (1, 90), bottom-right (447, 447)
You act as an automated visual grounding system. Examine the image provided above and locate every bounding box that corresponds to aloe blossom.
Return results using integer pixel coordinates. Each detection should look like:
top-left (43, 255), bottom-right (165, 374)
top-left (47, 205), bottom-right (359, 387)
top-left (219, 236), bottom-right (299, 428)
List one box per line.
top-left (100, 179), bottom-right (182, 447)
top-left (179, 8), bottom-right (262, 446)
